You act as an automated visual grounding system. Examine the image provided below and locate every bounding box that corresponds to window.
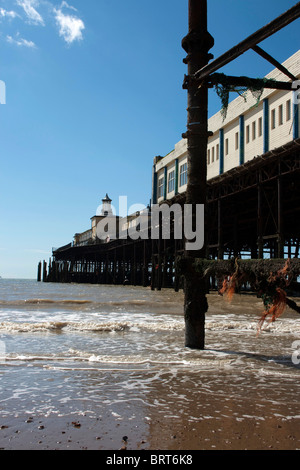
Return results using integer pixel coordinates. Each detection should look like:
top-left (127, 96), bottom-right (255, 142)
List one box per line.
top-left (235, 132), bottom-right (239, 150)
top-left (207, 149), bottom-right (210, 165)
top-left (286, 99), bottom-right (291, 121)
top-left (168, 170), bottom-right (175, 193)
top-left (246, 125), bottom-right (250, 144)
top-left (216, 144), bottom-right (219, 160)
top-left (179, 163), bottom-right (187, 187)
top-left (158, 176), bottom-right (164, 198)
top-left (252, 121), bottom-right (256, 140)
top-left (278, 104), bottom-right (283, 126)
top-left (258, 117), bottom-right (263, 137)
top-left (271, 109), bottom-right (276, 129)
top-left (212, 147), bottom-right (215, 162)
top-left (225, 138), bottom-right (229, 155)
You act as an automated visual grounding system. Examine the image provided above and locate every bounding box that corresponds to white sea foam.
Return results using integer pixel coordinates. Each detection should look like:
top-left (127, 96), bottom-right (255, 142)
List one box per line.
top-left (0, 318), bottom-right (184, 334)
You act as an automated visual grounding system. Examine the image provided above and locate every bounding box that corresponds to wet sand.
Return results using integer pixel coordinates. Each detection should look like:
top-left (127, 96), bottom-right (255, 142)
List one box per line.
top-left (148, 400), bottom-right (300, 451)
top-left (1, 388), bottom-right (299, 450)
top-left (0, 412), bottom-right (299, 451)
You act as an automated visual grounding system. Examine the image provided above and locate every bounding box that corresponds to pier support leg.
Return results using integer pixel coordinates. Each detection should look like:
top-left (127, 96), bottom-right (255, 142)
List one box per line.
top-left (184, 259), bottom-right (208, 349)
top-left (157, 238), bottom-right (162, 291)
top-left (277, 174), bottom-right (284, 258)
top-left (37, 262), bottom-right (42, 282)
top-left (182, 0), bottom-right (214, 349)
top-left (142, 240), bottom-right (147, 287)
top-left (217, 199), bottom-right (224, 259)
top-left (42, 261), bottom-right (47, 282)
top-left (257, 175), bottom-right (264, 259)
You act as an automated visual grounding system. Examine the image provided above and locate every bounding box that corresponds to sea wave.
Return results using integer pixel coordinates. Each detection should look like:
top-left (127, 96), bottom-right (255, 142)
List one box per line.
top-left (0, 317), bottom-right (299, 334)
top-left (0, 349), bottom-right (245, 371)
top-left (0, 320), bottom-right (130, 333)
top-left (0, 298), bottom-right (177, 310)
top-left (0, 299), bottom-right (92, 307)
top-left (0, 319), bottom-right (184, 333)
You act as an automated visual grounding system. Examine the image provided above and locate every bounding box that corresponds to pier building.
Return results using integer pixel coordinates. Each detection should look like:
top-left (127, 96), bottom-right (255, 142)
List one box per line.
top-left (153, 50), bottom-right (300, 203)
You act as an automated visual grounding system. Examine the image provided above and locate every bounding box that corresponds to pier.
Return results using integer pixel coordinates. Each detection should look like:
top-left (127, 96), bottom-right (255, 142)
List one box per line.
top-left (42, 135), bottom-right (300, 290)
top-left (41, 131), bottom-right (300, 290)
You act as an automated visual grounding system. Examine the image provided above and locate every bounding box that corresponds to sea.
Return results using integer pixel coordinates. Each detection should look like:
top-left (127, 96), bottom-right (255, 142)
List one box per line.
top-left (0, 278), bottom-right (300, 450)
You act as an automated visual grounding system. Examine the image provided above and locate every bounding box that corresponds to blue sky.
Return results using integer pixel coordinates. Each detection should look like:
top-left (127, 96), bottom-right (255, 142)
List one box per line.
top-left (0, 0), bottom-right (299, 279)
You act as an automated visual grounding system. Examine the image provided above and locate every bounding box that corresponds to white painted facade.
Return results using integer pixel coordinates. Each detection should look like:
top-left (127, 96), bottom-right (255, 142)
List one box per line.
top-left (153, 50), bottom-right (300, 204)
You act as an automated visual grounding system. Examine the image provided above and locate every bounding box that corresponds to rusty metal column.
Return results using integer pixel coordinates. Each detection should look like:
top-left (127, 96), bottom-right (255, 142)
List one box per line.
top-left (277, 161), bottom-right (284, 258)
top-left (257, 169), bottom-right (264, 259)
top-left (217, 199), bottom-right (224, 259)
top-left (182, 0), bottom-right (214, 349)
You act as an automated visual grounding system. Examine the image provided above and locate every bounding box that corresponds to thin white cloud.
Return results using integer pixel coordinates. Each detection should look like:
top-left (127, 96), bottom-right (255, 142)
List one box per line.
top-left (60, 1), bottom-right (77, 12)
top-left (16, 0), bottom-right (44, 26)
top-left (54, 6), bottom-right (85, 44)
top-left (6, 34), bottom-right (36, 48)
top-left (0, 8), bottom-right (19, 19)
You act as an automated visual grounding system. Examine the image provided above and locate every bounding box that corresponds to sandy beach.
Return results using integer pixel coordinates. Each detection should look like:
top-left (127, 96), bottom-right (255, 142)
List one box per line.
top-left (0, 401), bottom-right (299, 451)
top-left (0, 281), bottom-right (299, 452)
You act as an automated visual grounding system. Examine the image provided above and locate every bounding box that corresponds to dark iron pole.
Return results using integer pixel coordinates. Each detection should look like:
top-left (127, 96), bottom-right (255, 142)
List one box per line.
top-left (182, 0), bottom-right (214, 349)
